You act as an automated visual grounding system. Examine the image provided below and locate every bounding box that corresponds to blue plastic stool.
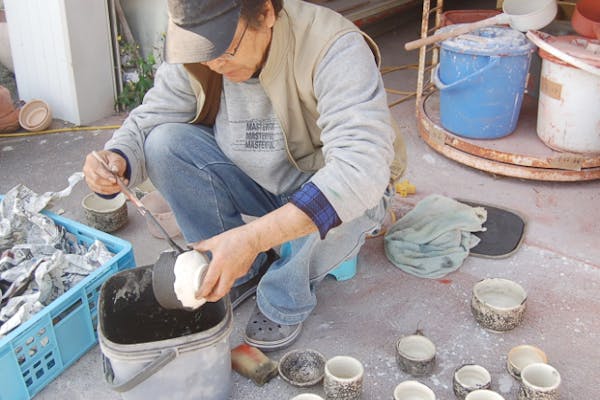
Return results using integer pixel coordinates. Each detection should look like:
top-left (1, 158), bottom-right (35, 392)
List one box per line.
top-left (279, 242), bottom-right (357, 281)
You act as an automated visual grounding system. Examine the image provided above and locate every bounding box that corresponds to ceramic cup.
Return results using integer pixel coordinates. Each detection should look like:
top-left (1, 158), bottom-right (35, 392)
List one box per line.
top-left (393, 380), bottom-right (436, 400)
top-left (507, 345), bottom-right (548, 380)
top-left (81, 192), bottom-right (128, 232)
top-left (291, 394), bottom-right (325, 400)
top-left (471, 278), bottom-right (527, 331)
top-left (323, 356), bottom-right (364, 400)
top-left (395, 334), bottom-right (436, 376)
top-left (453, 364), bottom-right (492, 399)
top-left (465, 389), bottom-right (506, 400)
top-left (518, 363), bottom-right (561, 400)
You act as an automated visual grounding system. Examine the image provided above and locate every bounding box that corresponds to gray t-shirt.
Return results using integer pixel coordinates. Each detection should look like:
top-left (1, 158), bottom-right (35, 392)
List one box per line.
top-left (214, 77), bottom-right (312, 195)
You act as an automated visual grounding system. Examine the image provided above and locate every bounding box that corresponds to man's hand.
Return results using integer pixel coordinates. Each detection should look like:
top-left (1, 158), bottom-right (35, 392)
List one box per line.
top-left (189, 224), bottom-right (261, 303)
top-left (83, 150), bottom-right (128, 195)
top-left (189, 202), bottom-right (319, 304)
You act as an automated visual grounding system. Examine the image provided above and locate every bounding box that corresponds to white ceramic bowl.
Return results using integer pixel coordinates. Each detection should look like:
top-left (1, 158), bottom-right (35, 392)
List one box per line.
top-left (471, 278), bottom-right (527, 331)
top-left (465, 389), bottom-right (505, 400)
top-left (453, 364), bottom-right (492, 399)
top-left (393, 380), bottom-right (436, 400)
top-left (507, 345), bottom-right (548, 380)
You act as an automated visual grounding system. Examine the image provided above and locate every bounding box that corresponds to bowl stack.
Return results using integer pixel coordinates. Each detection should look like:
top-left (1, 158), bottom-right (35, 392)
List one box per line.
top-left (18, 99), bottom-right (52, 132)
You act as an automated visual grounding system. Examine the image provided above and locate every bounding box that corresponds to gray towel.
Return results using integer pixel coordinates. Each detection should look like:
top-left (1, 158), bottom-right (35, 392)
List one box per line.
top-left (384, 195), bottom-right (487, 278)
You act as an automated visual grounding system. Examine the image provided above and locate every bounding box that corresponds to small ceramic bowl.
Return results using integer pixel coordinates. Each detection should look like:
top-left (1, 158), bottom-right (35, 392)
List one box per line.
top-left (507, 345), bottom-right (548, 381)
top-left (140, 190), bottom-right (181, 239)
top-left (465, 389), bottom-right (505, 400)
top-left (518, 363), bottom-right (561, 400)
top-left (82, 193), bottom-right (127, 232)
top-left (18, 99), bottom-right (52, 132)
top-left (395, 334), bottom-right (436, 376)
top-left (453, 364), bottom-right (492, 399)
top-left (290, 394), bottom-right (324, 400)
top-left (393, 380), bottom-right (436, 400)
top-left (278, 349), bottom-right (326, 387)
top-left (471, 278), bottom-right (527, 332)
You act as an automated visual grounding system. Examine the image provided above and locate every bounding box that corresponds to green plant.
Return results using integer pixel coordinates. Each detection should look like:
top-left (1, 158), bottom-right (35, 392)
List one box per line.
top-left (115, 38), bottom-right (156, 111)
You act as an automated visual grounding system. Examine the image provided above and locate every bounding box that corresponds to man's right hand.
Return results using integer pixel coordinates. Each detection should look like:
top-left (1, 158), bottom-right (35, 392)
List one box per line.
top-left (83, 150), bottom-right (128, 195)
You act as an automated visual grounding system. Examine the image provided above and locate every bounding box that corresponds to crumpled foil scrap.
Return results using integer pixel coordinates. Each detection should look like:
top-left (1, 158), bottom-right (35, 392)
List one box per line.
top-left (0, 173), bottom-right (114, 338)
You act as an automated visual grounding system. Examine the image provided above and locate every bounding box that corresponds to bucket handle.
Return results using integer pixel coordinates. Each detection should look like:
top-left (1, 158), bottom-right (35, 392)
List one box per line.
top-left (433, 56), bottom-right (501, 91)
top-left (103, 349), bottom-right (177, 393)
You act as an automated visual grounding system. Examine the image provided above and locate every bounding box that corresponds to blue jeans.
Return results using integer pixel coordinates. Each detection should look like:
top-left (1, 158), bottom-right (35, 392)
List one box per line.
top-left (145, 123), bottom-right (389, 325)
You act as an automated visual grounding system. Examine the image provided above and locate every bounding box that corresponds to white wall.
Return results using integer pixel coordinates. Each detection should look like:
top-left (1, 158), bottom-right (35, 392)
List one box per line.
top-left (122, 0), bottom-right (167, 60)
top-left (5, 0), bottom-right (115, 125)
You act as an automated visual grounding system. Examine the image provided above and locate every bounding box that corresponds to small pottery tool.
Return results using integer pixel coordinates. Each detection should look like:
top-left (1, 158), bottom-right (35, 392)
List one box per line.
top-left (91, 151), bottom-right (183, 253)
top-left (231, 343), bottom-right (279, 386)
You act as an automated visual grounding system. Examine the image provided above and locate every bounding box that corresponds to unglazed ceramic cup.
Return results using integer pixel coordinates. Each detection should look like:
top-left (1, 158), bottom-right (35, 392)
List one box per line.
top-left (395, 334), bottom-right (436, 376)
top-left (507, 345), bottom-right (548, 380)
top-left (323, 356), bottom-right (364, 400)
top-left (465, 389), bottom-right (506, 400)
top-left (518, 363), bottom-right (561, 400)
top-left (471, 278), bottom-right (527, 331)
top-left (453, 364), bottom-right (492, 399)
top-left (393, 380), bottom-right (436, 400)
top-left (291, 394), bottom-right (325, 400)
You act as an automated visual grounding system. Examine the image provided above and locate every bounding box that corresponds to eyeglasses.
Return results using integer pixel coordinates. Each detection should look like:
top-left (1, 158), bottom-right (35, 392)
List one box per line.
top-left (220, 22), bottom-right (248, 60)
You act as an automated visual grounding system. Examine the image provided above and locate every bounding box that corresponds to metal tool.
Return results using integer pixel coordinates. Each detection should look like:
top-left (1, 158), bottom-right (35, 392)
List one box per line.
top-left (91, 151), bottom-right (184, 254)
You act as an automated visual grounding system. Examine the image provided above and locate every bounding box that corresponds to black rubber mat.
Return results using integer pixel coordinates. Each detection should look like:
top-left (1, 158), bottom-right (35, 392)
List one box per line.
top-left (457, 199), bottom-right (526, 259)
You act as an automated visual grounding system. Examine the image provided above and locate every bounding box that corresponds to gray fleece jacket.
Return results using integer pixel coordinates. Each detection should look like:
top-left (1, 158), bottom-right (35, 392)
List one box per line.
top-left (106, 31), bottom-right (394, 223)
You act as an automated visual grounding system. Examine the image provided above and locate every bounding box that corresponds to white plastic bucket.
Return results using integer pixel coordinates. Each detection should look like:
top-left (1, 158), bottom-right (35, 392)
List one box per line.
top-left (536, 36), bottom-right (600, 154)
top-left (98, 266), bottom-right (233, 400)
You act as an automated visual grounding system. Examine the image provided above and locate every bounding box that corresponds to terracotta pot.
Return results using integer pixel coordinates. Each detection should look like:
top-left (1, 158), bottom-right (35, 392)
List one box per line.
top-left (572, 0), bottom-right (600, 39)
top-left (18, 99), bottom-right (52, 132)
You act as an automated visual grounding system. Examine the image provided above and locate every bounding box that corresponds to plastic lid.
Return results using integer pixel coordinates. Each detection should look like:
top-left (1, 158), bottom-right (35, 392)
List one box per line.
top-left (538, 35), bottom-right (600, 67)
top-left (438, 25), bottom-right (535, 56)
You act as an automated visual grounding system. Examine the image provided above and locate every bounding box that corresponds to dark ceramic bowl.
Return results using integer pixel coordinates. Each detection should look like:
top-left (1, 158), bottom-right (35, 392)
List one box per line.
top-left (278, 349), bottom-right (326, 387)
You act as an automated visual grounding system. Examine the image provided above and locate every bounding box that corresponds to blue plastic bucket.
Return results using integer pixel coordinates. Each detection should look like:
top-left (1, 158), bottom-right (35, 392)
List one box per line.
top-left (434, 26), bottom-right (535, 139)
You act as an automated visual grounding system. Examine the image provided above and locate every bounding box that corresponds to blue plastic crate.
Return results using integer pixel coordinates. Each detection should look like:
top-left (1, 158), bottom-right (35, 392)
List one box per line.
top-left (0, 200), bottom-right (135, 400)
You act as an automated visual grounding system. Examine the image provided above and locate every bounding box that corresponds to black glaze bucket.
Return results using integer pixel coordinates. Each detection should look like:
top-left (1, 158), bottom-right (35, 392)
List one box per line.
top-left (98, 265), bottom-right (233, 400)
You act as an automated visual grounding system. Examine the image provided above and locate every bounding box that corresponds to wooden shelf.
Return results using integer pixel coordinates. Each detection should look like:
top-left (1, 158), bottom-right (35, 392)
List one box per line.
top-left (417, 92), bottom-right (600, 182)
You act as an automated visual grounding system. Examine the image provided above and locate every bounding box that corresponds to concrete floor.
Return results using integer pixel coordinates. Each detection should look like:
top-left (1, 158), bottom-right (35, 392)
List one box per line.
top-left (1, 3), bottom-right (599, 399)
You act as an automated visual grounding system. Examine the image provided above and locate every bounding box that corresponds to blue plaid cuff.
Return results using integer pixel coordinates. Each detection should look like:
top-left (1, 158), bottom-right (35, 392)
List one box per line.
top-left (290, 182), bottom-right (341, 239)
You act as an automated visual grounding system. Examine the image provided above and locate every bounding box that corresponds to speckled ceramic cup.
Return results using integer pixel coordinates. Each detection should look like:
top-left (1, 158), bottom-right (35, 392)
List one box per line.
top-left (471, 278), bottom-right (527, 331)
top-left (465, 389), bottom-right (505, 400)
top-left (507, 345), bottom-right (548, 381)
top-left (393, 380), bottom-right (436, 400)
top-left (323, 356), bottom-right (364, 400)
top-left (82, 192), bottom-right (128, 232)
top-left (395, 334), bottom-right (436, 376)
top-left (518, 363), bottom-right (561, 400)
top-left (453, 364), bottom-right (492, 399)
